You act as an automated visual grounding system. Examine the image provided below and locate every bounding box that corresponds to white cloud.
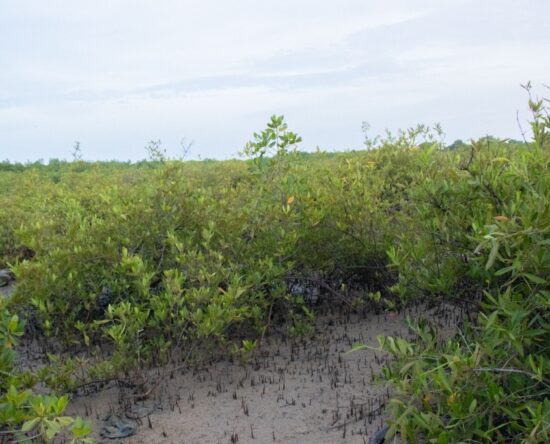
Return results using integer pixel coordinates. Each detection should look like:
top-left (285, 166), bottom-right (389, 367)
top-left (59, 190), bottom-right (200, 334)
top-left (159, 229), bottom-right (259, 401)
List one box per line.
top-left (1, 0), bottom-right (549, 161)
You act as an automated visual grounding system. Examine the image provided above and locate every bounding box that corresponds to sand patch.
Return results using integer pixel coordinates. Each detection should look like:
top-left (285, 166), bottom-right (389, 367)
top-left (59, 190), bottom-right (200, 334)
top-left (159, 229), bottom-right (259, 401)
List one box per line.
top-left (66, 307), bottom-right (417, 444)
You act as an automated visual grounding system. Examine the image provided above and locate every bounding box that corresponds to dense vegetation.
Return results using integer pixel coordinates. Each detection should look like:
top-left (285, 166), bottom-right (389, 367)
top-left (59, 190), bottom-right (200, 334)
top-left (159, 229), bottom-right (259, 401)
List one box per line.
top-left (1, 91), bottom-right (548, 442)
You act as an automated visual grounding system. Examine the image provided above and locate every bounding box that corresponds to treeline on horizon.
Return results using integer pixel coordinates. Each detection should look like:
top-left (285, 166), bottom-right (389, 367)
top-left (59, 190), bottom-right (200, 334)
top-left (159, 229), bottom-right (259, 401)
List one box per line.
top-left (0, 136), bottom-right (529, 173)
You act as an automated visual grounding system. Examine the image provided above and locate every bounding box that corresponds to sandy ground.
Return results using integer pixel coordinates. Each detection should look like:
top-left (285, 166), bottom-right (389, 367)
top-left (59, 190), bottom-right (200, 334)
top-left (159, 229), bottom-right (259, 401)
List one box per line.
top-left (66, 307), bottom-right (416, 444)
top-left (7, 280), bottom-right (465, 444)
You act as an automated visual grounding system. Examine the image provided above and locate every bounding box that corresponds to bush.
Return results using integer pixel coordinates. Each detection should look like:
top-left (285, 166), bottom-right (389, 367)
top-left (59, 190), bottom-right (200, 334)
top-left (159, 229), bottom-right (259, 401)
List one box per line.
top-left (0, 300), bottom-right (92, 442)
top-left (378, 89), bottom-right (550, 442)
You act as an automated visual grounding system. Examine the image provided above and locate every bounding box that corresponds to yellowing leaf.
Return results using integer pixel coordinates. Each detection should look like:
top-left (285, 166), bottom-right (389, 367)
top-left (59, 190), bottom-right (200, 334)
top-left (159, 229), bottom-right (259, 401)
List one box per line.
top-left (287, 196), bottom-right (295, 205)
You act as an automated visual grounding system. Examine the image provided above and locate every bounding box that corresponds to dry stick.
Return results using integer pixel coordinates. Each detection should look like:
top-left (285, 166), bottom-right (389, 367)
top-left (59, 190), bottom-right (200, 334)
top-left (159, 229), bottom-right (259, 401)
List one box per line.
top-left (316, 280), bottom-right (354, 308)
top-left (516, 110), bottom-right (529, 144)
top-left (324, 402), bottom-right (386, 431)
top-left (258, 300), bottom-right (275, 348)
top-left (71, 376), bottom-right (129, 393)
top-left (459, 145), bottom-right (475, 171)
top-left (129, 342), bottom-right (198, 401)
top-left (2, 430), bottom-right (43, 442)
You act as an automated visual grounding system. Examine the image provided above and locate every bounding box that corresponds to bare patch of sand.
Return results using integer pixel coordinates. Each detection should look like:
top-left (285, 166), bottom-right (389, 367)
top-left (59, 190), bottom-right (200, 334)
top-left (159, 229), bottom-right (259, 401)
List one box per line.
top-left (67, 308), bottom-right (417, 444)
top-left (9, 287), bottom-right (468, 444)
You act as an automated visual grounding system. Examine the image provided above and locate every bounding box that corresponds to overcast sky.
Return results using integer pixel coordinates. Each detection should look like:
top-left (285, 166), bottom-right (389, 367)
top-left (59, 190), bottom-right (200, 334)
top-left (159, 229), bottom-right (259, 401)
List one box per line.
top-left (1, 0), bottom-right (549, 162)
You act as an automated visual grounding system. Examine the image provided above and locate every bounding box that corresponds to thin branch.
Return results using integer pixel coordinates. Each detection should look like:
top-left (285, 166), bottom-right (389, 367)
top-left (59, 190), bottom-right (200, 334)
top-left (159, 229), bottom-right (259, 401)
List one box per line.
top-left (473, 367), bottom-right (532, 377)
top-left (129, 342), bottom-right (198, 401)
top-left (516, 110), bottom-right (528, 144)
top-left (473, 367), bottom-right (550, 388)
top-left (258, 300), bottom-right (275, 347)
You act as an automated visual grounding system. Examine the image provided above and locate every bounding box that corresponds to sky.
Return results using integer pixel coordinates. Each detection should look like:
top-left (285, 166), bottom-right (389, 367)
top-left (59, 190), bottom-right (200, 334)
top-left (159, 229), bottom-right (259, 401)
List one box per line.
top-left (1, 0), bottom-right (549, 162)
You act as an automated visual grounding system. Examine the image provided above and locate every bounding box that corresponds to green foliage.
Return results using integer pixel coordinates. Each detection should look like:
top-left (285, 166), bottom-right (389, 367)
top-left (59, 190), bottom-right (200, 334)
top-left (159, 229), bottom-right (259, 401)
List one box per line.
top-left (3, 117), bottom-right (312, 378)
top-left (243, 114), bottom-right (302, 160)
top-left (0, 93), bottom-right (547, 442)
top-left (377, 90), bottom-right (550, 442)
top-left (0, 300), bottom-right (92, 442)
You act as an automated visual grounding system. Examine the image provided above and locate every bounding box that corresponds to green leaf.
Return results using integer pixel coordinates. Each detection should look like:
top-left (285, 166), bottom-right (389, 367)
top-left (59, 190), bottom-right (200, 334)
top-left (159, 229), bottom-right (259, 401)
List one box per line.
top-left (71, 417), bottom-right (93, 438)
top-left (437, 431), bottom-right (449, 444)
top-left (57, 416), bottom-right (74, 428)
top-left (494, 266), bottom-right (514, 276)
top-left (486, 241), bottom-right (499, 270)
top-left (399, 360), bottom-right (416, 375)
top-left (8, 314), bottom-right (20, 332)
top-left (485, 311), bottom-right (498, 329)
top-left (45, 420), bottom-right (62, 439)
top-left (346, 342), bottom-right (368, 354)
top-left (21, 417), bottom-right (40, 433)
top-left (523, 273), bottom-right (546, 284)
top-left (469, 398), bottom-right (477, 413)
top-left (56, 395), bottom-right (69, 413)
